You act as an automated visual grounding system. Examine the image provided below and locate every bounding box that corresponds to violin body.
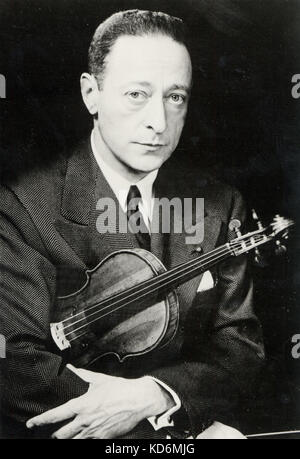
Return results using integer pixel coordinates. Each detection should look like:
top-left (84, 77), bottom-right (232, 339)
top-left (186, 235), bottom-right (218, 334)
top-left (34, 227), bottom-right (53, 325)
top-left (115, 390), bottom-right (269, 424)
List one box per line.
top-left (51, 249), bottom-right (179, 369)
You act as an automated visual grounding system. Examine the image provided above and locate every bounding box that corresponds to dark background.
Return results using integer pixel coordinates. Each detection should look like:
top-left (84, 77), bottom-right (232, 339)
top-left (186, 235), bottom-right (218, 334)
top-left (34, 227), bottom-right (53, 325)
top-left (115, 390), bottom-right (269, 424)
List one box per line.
top-left (0, 0), bottom-right (300, 435)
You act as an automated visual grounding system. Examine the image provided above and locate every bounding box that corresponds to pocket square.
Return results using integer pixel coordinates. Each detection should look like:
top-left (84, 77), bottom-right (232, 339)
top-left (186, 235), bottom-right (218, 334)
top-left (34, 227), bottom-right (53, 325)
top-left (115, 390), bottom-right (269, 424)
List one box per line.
top-left (197, 270), bottom-right (215, 292)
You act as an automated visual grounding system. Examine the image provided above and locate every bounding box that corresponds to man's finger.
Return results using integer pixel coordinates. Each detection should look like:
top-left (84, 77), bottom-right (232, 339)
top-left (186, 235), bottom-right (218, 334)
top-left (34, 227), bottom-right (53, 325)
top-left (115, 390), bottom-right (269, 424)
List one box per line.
top-left (52, 419), bottom-right (82, 439)
top-left (26, 399), bottom-right (79, 429)
top-left (196, 422), bottom-right (246, 439)
top-left (67, 364), bottom-right (110, 384)
top-left (67, 364), bottom-right (102, 383)
top-left (73, 431), bottom-right (86, 439)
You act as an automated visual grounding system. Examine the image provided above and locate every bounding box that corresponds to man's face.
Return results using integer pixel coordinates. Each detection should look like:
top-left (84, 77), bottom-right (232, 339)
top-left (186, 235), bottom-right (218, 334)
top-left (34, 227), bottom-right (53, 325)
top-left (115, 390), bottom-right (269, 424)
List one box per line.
top-left (93, 33), bottom-right (192, 174)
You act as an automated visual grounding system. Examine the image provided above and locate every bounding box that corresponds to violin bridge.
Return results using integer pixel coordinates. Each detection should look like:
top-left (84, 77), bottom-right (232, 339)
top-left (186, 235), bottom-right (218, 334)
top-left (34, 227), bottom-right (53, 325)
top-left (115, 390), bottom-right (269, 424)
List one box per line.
top-left (50, 322), bottom-right (71, 351)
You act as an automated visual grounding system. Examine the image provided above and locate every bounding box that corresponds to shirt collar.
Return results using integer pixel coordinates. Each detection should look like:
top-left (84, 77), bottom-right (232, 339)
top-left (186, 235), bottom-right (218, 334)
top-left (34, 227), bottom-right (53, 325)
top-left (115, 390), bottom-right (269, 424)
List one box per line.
top-left (90, 129), bottom-right (158, 214)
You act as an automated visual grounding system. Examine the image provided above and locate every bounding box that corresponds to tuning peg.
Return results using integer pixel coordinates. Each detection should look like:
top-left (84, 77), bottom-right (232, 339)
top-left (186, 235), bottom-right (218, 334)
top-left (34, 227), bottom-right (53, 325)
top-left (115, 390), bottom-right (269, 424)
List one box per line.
top-left (229, 219), bottom-right (242, 237)
top-left (254, 248), bottom-right (268, 267)
top-left (275, 240), bottom-right (287, 256)
top-left (192, 246), bottom-right (203, 255)
top-left (252, 209), bottom-right (263, 230)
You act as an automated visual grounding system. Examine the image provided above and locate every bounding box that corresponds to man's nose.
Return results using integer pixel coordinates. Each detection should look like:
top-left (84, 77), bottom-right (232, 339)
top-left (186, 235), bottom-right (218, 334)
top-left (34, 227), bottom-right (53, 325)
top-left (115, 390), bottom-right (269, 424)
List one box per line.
top-left (143, 97), bottom-right (167, 134)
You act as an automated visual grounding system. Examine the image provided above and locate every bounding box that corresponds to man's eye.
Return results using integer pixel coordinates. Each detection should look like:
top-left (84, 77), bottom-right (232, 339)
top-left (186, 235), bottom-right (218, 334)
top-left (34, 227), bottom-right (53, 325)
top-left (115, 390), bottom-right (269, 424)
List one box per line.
top-left (127, 91), bottom-right (146, 102)
top-left (169, 94), bottom-right (186, 104)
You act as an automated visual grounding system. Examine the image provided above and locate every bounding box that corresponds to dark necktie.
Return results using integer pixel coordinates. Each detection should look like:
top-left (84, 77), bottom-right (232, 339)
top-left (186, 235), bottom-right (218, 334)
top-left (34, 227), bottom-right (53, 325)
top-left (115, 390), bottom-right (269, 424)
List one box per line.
top-left (126, 185), bottom-right (151, 251)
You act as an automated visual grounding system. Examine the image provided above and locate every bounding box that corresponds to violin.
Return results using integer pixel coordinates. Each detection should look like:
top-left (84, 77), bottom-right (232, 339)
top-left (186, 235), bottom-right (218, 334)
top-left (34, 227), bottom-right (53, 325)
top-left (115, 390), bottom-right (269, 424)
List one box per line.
top-left (50, 214), bottom-right (294, 369)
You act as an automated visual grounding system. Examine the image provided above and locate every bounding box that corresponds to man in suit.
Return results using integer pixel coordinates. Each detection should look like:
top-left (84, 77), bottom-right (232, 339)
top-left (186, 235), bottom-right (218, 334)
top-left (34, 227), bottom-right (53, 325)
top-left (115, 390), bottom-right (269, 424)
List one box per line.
top-left (0, 10), bottom-right (264, 439)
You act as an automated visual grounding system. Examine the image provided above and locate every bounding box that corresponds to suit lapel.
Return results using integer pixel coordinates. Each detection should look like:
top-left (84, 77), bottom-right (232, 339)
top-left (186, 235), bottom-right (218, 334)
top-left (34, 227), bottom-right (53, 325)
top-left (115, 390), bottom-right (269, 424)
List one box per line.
top-left (91, 165), bottom-right (139, 261)
top-left (55, 139), bottom-right (139, 268)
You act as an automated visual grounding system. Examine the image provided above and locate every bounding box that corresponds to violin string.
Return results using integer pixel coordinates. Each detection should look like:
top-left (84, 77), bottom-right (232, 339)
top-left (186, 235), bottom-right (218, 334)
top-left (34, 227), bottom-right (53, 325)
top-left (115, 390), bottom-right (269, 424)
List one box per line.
top-left (66, 236), bottom-right (266, 341)
top-left (67, 235), bottom-right (266, 341)
top-left (64, 234), bottom-right (266, 336)
top-left (62, 245), bottom-right (232, 332)
top-left (67, 249), bottom-right (232, 342)
top-left (61, 244), bottom-right (230, 328)
top-left (63, 234), bottom-right (266, 337)
top-left (68, 235), bottom-right (267, 342)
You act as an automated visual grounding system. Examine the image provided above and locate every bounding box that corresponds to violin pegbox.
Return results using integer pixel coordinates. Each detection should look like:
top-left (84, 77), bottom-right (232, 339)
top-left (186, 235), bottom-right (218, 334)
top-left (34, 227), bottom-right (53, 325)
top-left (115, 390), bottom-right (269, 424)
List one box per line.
top-left (229, 212), bottom-right (295, 260)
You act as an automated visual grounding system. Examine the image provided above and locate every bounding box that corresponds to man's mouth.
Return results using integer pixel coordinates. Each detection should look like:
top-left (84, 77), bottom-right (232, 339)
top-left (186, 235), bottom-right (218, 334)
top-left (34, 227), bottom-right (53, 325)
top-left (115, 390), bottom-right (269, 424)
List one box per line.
top-left (133, 142), bottom-right (165, 147)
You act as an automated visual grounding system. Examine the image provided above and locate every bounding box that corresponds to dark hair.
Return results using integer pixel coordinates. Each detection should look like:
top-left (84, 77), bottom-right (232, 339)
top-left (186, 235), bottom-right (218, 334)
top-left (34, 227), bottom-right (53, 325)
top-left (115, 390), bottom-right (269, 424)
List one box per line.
top-left (88, 9), bottom-right (188, 87)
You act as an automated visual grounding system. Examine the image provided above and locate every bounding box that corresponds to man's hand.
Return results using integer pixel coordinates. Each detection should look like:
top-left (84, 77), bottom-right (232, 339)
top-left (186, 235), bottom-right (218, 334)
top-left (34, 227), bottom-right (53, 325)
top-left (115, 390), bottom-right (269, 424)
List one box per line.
top-left (196, 422), bottom-right (246, 439)
top-left (26, 365), bottom-right (173, 439)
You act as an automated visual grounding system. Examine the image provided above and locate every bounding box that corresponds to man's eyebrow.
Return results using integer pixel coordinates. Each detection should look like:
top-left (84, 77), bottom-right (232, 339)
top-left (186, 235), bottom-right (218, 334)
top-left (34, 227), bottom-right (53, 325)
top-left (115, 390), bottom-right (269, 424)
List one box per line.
top-left (168, 84), bottom-right (191, 94)
top-left (123, 81), bottom-right (152, 88)
top-left (122, 82), bottom-right (191, 93)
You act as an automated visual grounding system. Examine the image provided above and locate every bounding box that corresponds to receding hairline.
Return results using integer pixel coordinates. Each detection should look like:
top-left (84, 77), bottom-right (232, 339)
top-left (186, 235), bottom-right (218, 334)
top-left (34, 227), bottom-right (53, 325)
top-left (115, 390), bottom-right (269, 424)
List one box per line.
top-left (99, 32), bottom-right (191, 73)
top-left (99, 33), bottom-right (192, 90)
top-left (105, 31), bottom-right (191, 57)
top-left (88, 10), bottom-right (190, 85)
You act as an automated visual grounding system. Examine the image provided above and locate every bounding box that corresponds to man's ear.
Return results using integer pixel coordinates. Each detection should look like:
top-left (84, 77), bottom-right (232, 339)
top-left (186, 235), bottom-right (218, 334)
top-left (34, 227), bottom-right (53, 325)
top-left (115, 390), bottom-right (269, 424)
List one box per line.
top-left (80, 73), bottom-right (100, 116)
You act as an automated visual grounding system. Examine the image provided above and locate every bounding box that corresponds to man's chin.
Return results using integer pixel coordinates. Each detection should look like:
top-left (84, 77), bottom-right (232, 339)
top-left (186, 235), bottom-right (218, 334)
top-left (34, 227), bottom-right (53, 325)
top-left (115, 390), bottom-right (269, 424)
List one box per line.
top-left (129, 163), bottom-right (162, 175)
top-left (127, 154), bottom-right (169, 174)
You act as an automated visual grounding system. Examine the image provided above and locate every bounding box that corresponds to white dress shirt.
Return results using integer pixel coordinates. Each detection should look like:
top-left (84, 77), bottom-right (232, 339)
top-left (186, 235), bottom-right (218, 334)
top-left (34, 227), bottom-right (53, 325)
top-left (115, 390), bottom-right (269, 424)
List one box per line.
top-left (90, 130), bottom-right (181, 430)
top-left (91, 129), bottom-right (157, 231)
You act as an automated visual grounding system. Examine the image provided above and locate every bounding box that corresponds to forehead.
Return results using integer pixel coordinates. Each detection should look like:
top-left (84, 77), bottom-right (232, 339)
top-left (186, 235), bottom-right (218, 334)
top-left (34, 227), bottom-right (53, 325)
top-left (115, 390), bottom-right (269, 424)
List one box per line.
top-left (103, 34), bottom-right (192, 89)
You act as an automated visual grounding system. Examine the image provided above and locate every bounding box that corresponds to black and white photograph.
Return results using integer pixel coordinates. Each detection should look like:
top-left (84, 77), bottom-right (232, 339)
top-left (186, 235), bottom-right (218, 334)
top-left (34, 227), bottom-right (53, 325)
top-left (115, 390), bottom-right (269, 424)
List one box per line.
top-left (0, 0), bottom-right (299, 441)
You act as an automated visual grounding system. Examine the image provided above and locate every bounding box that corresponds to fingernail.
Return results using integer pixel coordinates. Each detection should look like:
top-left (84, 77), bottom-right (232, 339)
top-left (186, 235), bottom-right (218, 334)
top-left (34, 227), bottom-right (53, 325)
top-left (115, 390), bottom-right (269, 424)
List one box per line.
top-left (26, 421), bottom-right (33, 429)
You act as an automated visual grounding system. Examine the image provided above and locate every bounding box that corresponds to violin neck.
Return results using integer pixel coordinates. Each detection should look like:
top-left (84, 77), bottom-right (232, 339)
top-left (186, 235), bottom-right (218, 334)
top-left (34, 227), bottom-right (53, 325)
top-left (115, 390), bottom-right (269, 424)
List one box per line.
top-left (153, 243), bottom-right (233, 295)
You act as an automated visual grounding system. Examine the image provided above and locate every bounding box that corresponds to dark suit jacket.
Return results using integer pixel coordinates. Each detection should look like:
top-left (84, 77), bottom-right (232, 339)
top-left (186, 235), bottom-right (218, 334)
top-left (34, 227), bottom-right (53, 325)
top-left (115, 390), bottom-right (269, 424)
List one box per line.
top-left (0, 139), bottom-right (264, 438)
